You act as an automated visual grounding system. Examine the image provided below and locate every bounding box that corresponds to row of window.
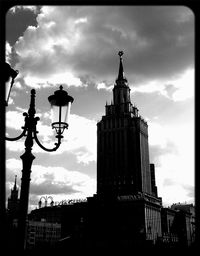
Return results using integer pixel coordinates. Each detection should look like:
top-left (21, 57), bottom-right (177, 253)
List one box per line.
top-left (145, 206), bottom-right (162, 242)
top-left (100, 117), bottom-right (129, 130)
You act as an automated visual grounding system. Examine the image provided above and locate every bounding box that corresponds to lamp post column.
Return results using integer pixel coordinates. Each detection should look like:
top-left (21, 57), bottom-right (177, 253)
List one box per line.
top-left (18, 89), bottom-right (37, 251)
top-left (5, 85), bottom-right (74, 253)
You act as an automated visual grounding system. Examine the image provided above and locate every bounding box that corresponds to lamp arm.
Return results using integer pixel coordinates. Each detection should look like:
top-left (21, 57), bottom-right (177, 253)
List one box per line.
top-left (33, 130), bottom-right (62, 152)
top-left (5, 128), bottom-right (27, 141)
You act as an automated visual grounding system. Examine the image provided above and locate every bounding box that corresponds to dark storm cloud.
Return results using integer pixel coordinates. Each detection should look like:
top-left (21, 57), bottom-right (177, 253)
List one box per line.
top-left (72, 6), bottom-right (194, 83)
top-left (12, 6), bottom-right (194, 87)
top-left (6, 6), bottom-right (40, 46)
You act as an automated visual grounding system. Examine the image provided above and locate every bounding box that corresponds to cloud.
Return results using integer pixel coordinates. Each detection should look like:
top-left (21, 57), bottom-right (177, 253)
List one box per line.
top-left (170, 68), bottom-right (194, 101)
top-left (6, 158), bottom-right (22, 179)
top-left (182, 184), bottom-right (195, 199)
top-left (160, 178), bottom-right (194, 206)
top-left (149, 142), bottom-right (177, 166)
top-left (6, 41), bottom-right (12, 63)
top-left (23, 72), bottom-right (83, 89)
top-left (132, 68), bottom-right (194, 102)
top-left (10, 6), bottom-right (39, 14)
top-left (97, 82), bottom-right (113, 91)
top-left (6, 109), bottom-right (97, 164)
top-left (163, 178), bottom-right (175, 187)
top-left (147, 119), bottom-right (194, 205)
top-left (30, 178), bottom-right (78, 195)
top-left (35, 113), bottom-right (97, 165)
top-left (6, 109), bottom-right (25, 130)
top-left (6, 158), bottom-right (96, 210)
top-left (6, 5), bottom-right (194, 207)
top-left (13, 6), bottom-right (194, 89)
top-left (36, 113), bottom-right (97, 165)
top-left (160, 183), bottom-right (194, 207)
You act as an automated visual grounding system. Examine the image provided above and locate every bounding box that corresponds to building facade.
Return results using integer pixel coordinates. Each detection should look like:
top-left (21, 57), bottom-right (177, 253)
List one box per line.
top-left (97, 51), bottom-right (153, 196)
top-left (170, 203), bottom-right (195, 246)
top-left (26, 220), bottom-right (61, 250)
top-left (83, 52), bottom-right (162, 247)
top-left (8, 52), bottom-right (195, 252)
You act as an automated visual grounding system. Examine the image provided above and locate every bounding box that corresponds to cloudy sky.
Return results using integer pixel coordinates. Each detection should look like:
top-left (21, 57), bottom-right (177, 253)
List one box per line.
top-left (5, 5), bottom-right (194, 211)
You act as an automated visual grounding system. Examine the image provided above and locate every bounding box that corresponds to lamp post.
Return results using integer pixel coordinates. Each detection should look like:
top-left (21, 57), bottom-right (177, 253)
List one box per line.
top-left (39, 196), bottom-right (54, 208)
top-left (5, 72), bottom-right (74, 252)
top-left (1, 63), bottom-right (19, 253)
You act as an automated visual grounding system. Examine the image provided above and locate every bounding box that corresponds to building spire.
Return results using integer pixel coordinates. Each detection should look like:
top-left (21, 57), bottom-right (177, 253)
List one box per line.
top-left (118, 51), bottom-right (125, 80)
top-left (115, 51), bottom-right (128, 86)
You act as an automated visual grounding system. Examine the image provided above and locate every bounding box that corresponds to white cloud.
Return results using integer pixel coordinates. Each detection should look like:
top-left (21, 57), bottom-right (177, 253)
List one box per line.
top-left (33, 114), bottom-right (97, 165)
top-left (32, 113), bottom-right (97, 165)
top-left (97, 82), bottom-right (113, 91)
top-left (6, 110), bottom-right (25, 130)
top-left (133, 68), bottom-right (194, 102)
top-left (6, 158), bottom-right (96, 210)
top-left (14, 7), bottom-right (89, 87)
top-left (6, 158), bottom-right (22, 171)
top-left (61, 114), bottom-right (97, 164)
top-left (6, 41), bottom-right (12, 63)
top-left (159, 183), bottom-right (194, 207)
top-left (133, 80), bottom-right (165, 95)
top-left (75, 17), bottom-right (88, 24)
top-left (7, 6), bottom-right (194, 207)
top-left (12, 6), bottom-right (193, 90)
top-left (6, 140), bottom-right (25, 153)
top-left (14, 81), bottom-right (22, 89)
top-left (10, 6), bottom-right (38, 14)
top-left (149, 121), bottom-right (194, 205)
top-left (34, 113), bottom-right (97, 165)
top-left (24, 72), bottom-right (83, 89)
top-left (6, 109), bottom-right (97, 164)
top-left (148, 121), bottom-right (168, 148)
top-left (171, 68), bottom-right (194, 101)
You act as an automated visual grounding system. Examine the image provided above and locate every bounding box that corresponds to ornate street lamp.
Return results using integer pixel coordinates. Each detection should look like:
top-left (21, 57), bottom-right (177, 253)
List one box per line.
top-left (48, 85), bottom-right (74, 135)
top-left (5, 76), bottom-right (74, 251)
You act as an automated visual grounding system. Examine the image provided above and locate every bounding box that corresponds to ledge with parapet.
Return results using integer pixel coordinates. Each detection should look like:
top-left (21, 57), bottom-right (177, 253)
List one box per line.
top-left (117, 192), bottom-right (162, 206)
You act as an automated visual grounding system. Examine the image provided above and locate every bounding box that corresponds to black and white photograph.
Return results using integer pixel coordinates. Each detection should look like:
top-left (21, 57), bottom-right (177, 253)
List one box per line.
top-left (1, 3), bottom-right (195, 255)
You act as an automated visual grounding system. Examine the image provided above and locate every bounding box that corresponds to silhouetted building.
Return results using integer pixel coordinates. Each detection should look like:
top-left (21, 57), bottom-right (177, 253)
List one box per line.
top-left (170, 203), bottom-right (195, 246)
top-left (97, 51), bottom-right (153, 196)
top-left (6, 176), bottom-right (20, 253)
top-left (28, 205), bottom-right (61, 224)
top-left (161, 207), bottom-right (179, 247)
top-left (26, 220), bottom-right (61, 250)
top-left (83, 52), bottom-right (163, 249)
top-left (150, 164), bottom-right (158, 197)
top-left (7, 175), bottom-right (20, 218)
top-left (28, 200), bottom-right (88, 241)
top-left (24, 52), bottom-right (195, 252)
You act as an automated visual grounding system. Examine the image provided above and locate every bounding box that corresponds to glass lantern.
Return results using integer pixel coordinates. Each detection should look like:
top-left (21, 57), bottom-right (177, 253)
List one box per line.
top-left (48, 85), bottom-right (74, 135)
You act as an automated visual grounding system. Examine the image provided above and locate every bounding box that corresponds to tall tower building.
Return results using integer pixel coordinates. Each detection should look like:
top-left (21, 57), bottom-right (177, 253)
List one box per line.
top-left (7, 175), bottom-right (20, 217)
top-left (86, 52), bottom-right (162, 247)
top-left (97, 51), bottom-right (154, 197)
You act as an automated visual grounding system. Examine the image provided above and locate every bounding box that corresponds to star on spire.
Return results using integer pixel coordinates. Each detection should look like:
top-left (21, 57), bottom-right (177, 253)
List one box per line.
top-left (118, 51), bottom-right (124, 58)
